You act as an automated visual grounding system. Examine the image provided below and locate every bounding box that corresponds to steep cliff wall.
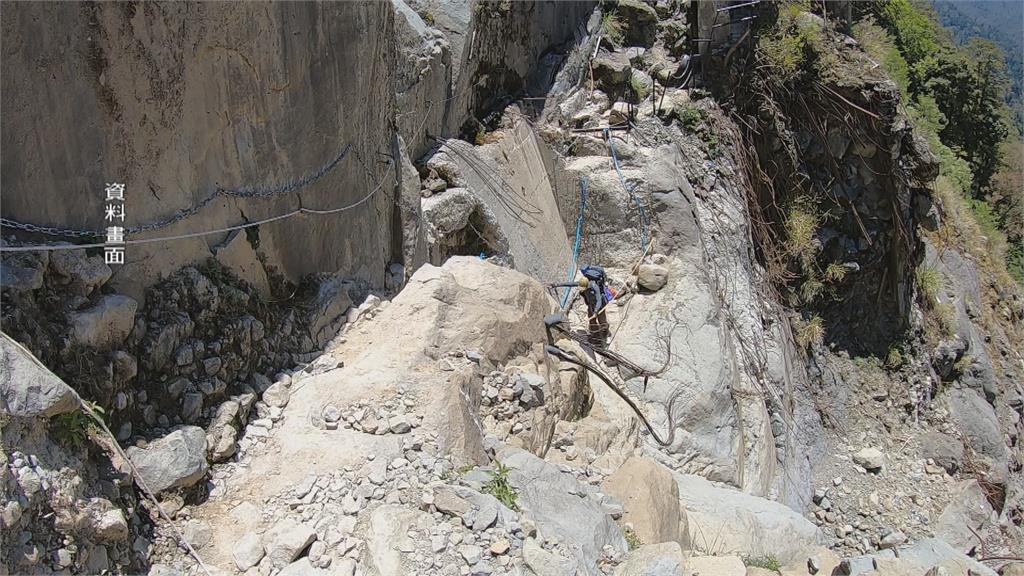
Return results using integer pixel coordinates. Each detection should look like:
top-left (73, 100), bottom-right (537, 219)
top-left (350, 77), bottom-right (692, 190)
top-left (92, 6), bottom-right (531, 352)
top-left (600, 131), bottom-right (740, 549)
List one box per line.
top-left (1, 0), bottom-right (592, 303)
top-left (2, 2), bottom-right (398, 301)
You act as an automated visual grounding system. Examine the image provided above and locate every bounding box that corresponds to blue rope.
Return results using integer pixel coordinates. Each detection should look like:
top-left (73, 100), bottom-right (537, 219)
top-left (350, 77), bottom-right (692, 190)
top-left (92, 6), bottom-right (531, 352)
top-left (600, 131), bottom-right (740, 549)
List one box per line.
top-left (605, 128), bottom-right (649, 249)
top-left (560, 178), bottom-right (588, 309)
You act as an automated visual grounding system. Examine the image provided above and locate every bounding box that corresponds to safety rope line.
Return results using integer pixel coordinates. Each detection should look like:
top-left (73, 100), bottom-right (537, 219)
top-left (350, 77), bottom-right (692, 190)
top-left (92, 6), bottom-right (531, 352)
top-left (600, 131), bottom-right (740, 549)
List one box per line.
top-left (0, 160), bottom-right (394, 253)
top-left (605, 127), bottom-right (649, 250)
top-left (560, 177), bottom-right (588, 309)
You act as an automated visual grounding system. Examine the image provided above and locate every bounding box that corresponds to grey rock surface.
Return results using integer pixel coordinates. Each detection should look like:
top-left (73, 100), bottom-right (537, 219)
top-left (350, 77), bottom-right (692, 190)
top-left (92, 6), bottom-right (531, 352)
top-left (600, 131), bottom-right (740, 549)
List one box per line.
top-left (68, 294), bottom-right (138, 349)
top-left (263, 519), bottom-right (316, 569)
top-left (232, 532), bottom-right (265, 571)
top-left (1, 333), bottom-right (81, 418)
top-left (613, 542), bottom-right (684, 576)
top-left (673, 472), bottom-right (822, 563)
top-left (498, 446), bottom-right (626, 574)
top-left (126, 426), bottom-right (209, 494)
top-left (919, 431), bottom-right (964, 474)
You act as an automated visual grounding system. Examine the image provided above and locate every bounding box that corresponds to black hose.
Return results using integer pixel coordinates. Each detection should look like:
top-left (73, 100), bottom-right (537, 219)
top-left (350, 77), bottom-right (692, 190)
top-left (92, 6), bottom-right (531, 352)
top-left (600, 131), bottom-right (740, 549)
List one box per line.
top-left (548, 322), bottom-right (671, 386)
top-left (545, 345), bottom-right (679, 447)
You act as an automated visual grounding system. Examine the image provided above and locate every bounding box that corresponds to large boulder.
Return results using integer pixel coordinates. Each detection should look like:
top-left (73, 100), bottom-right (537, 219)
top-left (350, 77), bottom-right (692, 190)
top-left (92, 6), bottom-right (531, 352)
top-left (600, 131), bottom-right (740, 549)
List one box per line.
top-left (603, 456), bottom-right (685, 547)
top-left (421, 188), bottom-right (482, 238)
top-left (1, 333), bottom-right (80, 418)
top-left (366, 505), bottom-right (435, 576)
top-left (615, 0), bottom-right (659, 47)
top-left (68, 294), bottom-right (138, 349)
top-left (49, 250), bottom-right (111, 296)
top-left (126, 426), bottom-right (208, 494)
top-left (673, 473), bottom-right (822, 563)
top-left (231, 532), bottom-right (265, 571)
top-left (592, 50), bottom-right (632, 89)
top-left (637, 264), bottom-right (669, 292)
top-left (498, 446), bottom-right (627, 574)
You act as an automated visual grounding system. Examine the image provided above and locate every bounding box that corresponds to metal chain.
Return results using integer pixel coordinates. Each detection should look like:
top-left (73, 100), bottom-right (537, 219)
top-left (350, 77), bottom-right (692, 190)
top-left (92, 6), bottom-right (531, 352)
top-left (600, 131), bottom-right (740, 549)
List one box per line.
top-left (0, 218), bottom-right (100, 238)
top-left (1, 144), bottom-right (353, 238)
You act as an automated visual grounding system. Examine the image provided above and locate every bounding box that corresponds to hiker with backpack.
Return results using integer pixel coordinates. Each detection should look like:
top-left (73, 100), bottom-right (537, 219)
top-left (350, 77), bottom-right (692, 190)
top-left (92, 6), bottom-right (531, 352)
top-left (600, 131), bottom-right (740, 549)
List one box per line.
top-left (556, 265), bottom-right (614, 350)
top-left (549, 265), bottom-right (616, 349)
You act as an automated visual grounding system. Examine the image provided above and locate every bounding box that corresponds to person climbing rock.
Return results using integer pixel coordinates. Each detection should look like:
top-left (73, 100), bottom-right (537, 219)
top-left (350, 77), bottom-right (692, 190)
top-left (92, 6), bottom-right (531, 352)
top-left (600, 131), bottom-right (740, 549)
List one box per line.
top-left (570, 265), bottom-right (614, 350)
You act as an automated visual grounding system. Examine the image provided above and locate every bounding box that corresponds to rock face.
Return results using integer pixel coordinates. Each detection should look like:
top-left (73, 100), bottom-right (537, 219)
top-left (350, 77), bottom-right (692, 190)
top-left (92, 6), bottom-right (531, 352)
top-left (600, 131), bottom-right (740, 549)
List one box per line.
top-left (2, 0), bottom-right (594, 302)
top-left (0, 333), bottom-right (80, 418)
top-left (126, 426), bottom-right (208, 494)
top-left (603, 456), bottom-right (685, 547)
top-left (2, 2), bottom-right (399, 298)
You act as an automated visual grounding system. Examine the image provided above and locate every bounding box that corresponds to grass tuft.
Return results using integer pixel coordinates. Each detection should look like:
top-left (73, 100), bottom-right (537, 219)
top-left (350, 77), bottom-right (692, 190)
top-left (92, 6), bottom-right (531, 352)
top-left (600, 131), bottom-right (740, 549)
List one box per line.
top-left (623, 526), bottom-right (643, 550)
top-left (916, 266), bottom-right (942, 306)
top-left (785, 205), bottom-right (821, 269)
top-left (482, 461), bottom-right (519, 511)
top-left (744, 555), bottom-right (782, 572)
top-left (885, 345), bottom-right (904, 370)
top-left (50, 400), bottom-right (105, 448)
top-left (824, 262), bottom-right (847, 283)
top-left (794, 315), bottom-right (824, 349)
top-left (601, 12), bottom-right (625, 47)
top-left (935, 302), bottom-right (957, 337)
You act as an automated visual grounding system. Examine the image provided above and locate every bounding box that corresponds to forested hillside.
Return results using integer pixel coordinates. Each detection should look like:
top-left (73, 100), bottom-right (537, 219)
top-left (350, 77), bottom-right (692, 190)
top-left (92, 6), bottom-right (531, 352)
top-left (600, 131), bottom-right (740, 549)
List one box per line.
top-left (854, 0), bottom-right (1024, 286)
top-left (933, 0), bottom-right (1023, 130)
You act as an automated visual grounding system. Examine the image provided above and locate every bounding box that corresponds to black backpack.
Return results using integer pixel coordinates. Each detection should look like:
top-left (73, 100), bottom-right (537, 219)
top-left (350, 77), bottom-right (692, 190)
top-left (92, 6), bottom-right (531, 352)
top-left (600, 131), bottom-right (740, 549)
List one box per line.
top-left (581, 265), bottom-right (606, 285)
top-left (581, 265), bottom-right (612, 308)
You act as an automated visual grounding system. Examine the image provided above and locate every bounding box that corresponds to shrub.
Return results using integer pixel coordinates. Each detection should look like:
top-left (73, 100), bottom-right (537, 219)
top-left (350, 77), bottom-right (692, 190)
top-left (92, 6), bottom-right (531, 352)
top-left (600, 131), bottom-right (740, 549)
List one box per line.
top-left (482, 461), bottom-right (519, 511)
top-left (50, 400), bottom-right (105, 448)
top-left (757, 3), bottom-right (827, 83)
top-left (676, 105), bottom-right (706, 131)
top-left (954, 353), bottom-right (973, 374)
top-left (853, 16), bottom-right (910, 95)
